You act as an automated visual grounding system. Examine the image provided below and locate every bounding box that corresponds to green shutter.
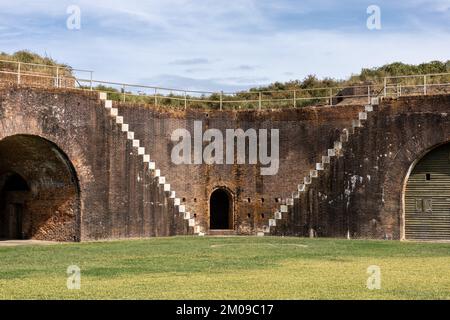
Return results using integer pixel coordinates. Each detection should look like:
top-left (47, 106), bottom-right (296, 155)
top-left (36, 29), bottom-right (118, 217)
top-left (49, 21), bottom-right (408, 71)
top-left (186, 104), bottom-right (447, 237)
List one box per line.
top-left (405, 144), bottom-right (450, 240)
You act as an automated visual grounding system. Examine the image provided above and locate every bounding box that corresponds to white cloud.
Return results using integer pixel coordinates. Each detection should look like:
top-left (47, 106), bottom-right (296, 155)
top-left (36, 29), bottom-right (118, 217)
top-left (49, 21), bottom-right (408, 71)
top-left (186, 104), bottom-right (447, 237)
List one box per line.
top-left (169, 58), bottom-right (210, 65)
top-left (0, 0), bottom-right (448, 91)
top-left (401, 0), bottom-right (450, 12)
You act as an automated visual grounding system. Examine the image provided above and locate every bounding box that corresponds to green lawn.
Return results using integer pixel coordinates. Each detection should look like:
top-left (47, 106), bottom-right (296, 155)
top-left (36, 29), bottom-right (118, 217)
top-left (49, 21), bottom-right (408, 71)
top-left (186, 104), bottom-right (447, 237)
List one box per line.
top-left (0, 237), bottom-right (449, 299)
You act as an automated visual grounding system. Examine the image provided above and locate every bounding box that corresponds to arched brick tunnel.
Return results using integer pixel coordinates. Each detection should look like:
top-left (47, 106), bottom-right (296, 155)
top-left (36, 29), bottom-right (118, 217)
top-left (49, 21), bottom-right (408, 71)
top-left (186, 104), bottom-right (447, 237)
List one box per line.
top-left (0, 134), bottom-right (80, 241)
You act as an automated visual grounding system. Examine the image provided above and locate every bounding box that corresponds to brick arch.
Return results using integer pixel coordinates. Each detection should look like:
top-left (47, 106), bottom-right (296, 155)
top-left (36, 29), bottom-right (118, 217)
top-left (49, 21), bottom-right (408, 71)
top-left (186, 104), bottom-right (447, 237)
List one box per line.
top-left (380, 128), bottom-right (450, 240)
top-left (0, 107), bottom-right (96, 233)
top-left (208, 186), bottom-right (235, 231)
top-left (400, 140), bottom-right (450, 240)
top-left (0, 131), bottom-right (87, 241)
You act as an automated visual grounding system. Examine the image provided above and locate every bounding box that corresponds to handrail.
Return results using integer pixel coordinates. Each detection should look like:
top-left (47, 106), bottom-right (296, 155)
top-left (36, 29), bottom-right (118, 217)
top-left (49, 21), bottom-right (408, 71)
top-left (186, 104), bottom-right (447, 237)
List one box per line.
top-left (384, 72), bottom-right (450, 79)
top-left (77, 78), bottom-right (217, 95)
top-left (0, 59), bottom-right (449, 109)
top-left (0, 59), bottom-right (93, 73)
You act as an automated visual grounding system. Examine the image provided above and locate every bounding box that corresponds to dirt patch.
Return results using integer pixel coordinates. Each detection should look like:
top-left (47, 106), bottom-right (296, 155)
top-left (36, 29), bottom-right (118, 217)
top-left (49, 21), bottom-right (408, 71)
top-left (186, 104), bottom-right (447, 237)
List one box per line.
top-left (0, 240), bottom-right (59, 247)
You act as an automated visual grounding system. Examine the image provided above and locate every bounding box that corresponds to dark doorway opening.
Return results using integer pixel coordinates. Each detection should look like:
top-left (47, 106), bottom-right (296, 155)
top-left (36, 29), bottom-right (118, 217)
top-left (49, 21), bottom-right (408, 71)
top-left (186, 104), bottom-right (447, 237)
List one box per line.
top-left (0, 173), bottom-right (30, 240)
top-left (210, 188), bottom-right (232, 230)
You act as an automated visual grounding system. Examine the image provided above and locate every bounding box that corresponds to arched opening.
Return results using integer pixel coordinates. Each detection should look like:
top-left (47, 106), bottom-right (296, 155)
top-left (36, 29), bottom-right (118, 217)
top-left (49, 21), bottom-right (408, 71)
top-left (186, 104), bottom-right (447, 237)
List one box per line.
top-left (404, 143), bottom-right (450, 241)
top-left (210, 188), bottom-right (233, 230)
top-left (0, 135), bottom-right (80, 242)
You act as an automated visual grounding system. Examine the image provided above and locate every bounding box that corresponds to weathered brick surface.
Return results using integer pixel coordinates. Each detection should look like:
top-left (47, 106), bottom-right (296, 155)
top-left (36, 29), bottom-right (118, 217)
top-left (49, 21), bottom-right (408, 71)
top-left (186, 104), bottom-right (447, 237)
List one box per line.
top-left (279, 95), bottom-right (450, 240)
top-left (118, 102), bottom-right (362, 235)
top-left (1, 85), bottom-right (447, 241)
top-left (0, 86), bottom-right (184, 241)
top-left (339, 95), bottom-right (450, 239)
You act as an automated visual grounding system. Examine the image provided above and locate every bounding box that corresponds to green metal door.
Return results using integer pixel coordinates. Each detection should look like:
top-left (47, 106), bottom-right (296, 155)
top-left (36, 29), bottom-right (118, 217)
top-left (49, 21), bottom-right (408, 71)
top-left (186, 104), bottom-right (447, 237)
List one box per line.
top-left (405, 143), bottom-right (450, 240)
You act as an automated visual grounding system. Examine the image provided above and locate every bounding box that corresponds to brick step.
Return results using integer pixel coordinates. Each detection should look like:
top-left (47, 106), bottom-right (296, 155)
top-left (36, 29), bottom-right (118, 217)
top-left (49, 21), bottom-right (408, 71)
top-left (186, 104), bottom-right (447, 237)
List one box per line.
top-left (100, 92), bottom-right (200, 236)
top-left (262, 101), bottom-right (380, 236)
top-left (208, 229), bottom-right (237, 236)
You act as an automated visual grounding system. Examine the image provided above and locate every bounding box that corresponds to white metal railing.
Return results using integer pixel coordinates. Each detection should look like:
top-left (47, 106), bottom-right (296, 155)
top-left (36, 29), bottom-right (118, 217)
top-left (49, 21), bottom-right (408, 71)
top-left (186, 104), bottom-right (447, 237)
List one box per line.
top-left (383, 73), bottom-right (450, 98)
top-left (0, 59), bottom-right (449, 110)
top-left (0, 59), bottom-right (93, 89)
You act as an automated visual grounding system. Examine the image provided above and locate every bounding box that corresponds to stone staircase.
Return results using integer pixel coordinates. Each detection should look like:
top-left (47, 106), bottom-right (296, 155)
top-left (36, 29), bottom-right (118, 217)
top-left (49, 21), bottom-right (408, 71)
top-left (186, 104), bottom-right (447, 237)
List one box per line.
top-left (260, 99), bottom-right (380, 237)
top-left (99, 92), bottom-right (204, 236)
top-left (99, 89), bottom-right (380, 238)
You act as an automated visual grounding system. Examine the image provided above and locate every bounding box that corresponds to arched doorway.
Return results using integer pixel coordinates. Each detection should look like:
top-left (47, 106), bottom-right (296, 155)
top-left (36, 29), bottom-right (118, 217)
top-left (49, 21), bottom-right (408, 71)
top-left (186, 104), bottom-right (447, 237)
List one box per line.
top-left (0, 173), bottom-right (30, 239)
top-left (404, 143), bottom-right (450, 240)
top-left (0, 135), bottom-right (80, 241)
top-left (210, 188), bottom-right (233, 230)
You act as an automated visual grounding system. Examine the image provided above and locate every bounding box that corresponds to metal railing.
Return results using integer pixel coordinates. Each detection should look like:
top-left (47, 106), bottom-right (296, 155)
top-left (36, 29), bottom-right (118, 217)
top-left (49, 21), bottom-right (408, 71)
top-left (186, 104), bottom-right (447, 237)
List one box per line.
top-left (0, 59), bottom-right (93, 89)
top-left (383, 73), bottom-right (450, 98)
top-left (1, 59), bottom-right (449, 110)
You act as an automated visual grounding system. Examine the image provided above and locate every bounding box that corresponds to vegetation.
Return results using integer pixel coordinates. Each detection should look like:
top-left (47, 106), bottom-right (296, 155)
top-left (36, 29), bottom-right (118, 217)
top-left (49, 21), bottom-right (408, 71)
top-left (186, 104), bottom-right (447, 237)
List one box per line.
top-left (356, 61), bottom-right (450, 81)
top-left (0, 50), bottom-right (72, 76)
top-left (78, 59), bottom-right (450, 109)
top-left (0, 50), bottom-right (70, 67)
top-left (1, 50), bottom-right (449, 109)
top-left (0, 237), bottom-right (449, 299)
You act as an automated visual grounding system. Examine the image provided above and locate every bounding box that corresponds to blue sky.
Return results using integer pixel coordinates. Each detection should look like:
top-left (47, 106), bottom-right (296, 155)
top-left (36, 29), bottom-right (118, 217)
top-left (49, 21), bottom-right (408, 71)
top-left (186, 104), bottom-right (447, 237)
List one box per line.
top-left (0, 0), bottom-right (449, 91)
